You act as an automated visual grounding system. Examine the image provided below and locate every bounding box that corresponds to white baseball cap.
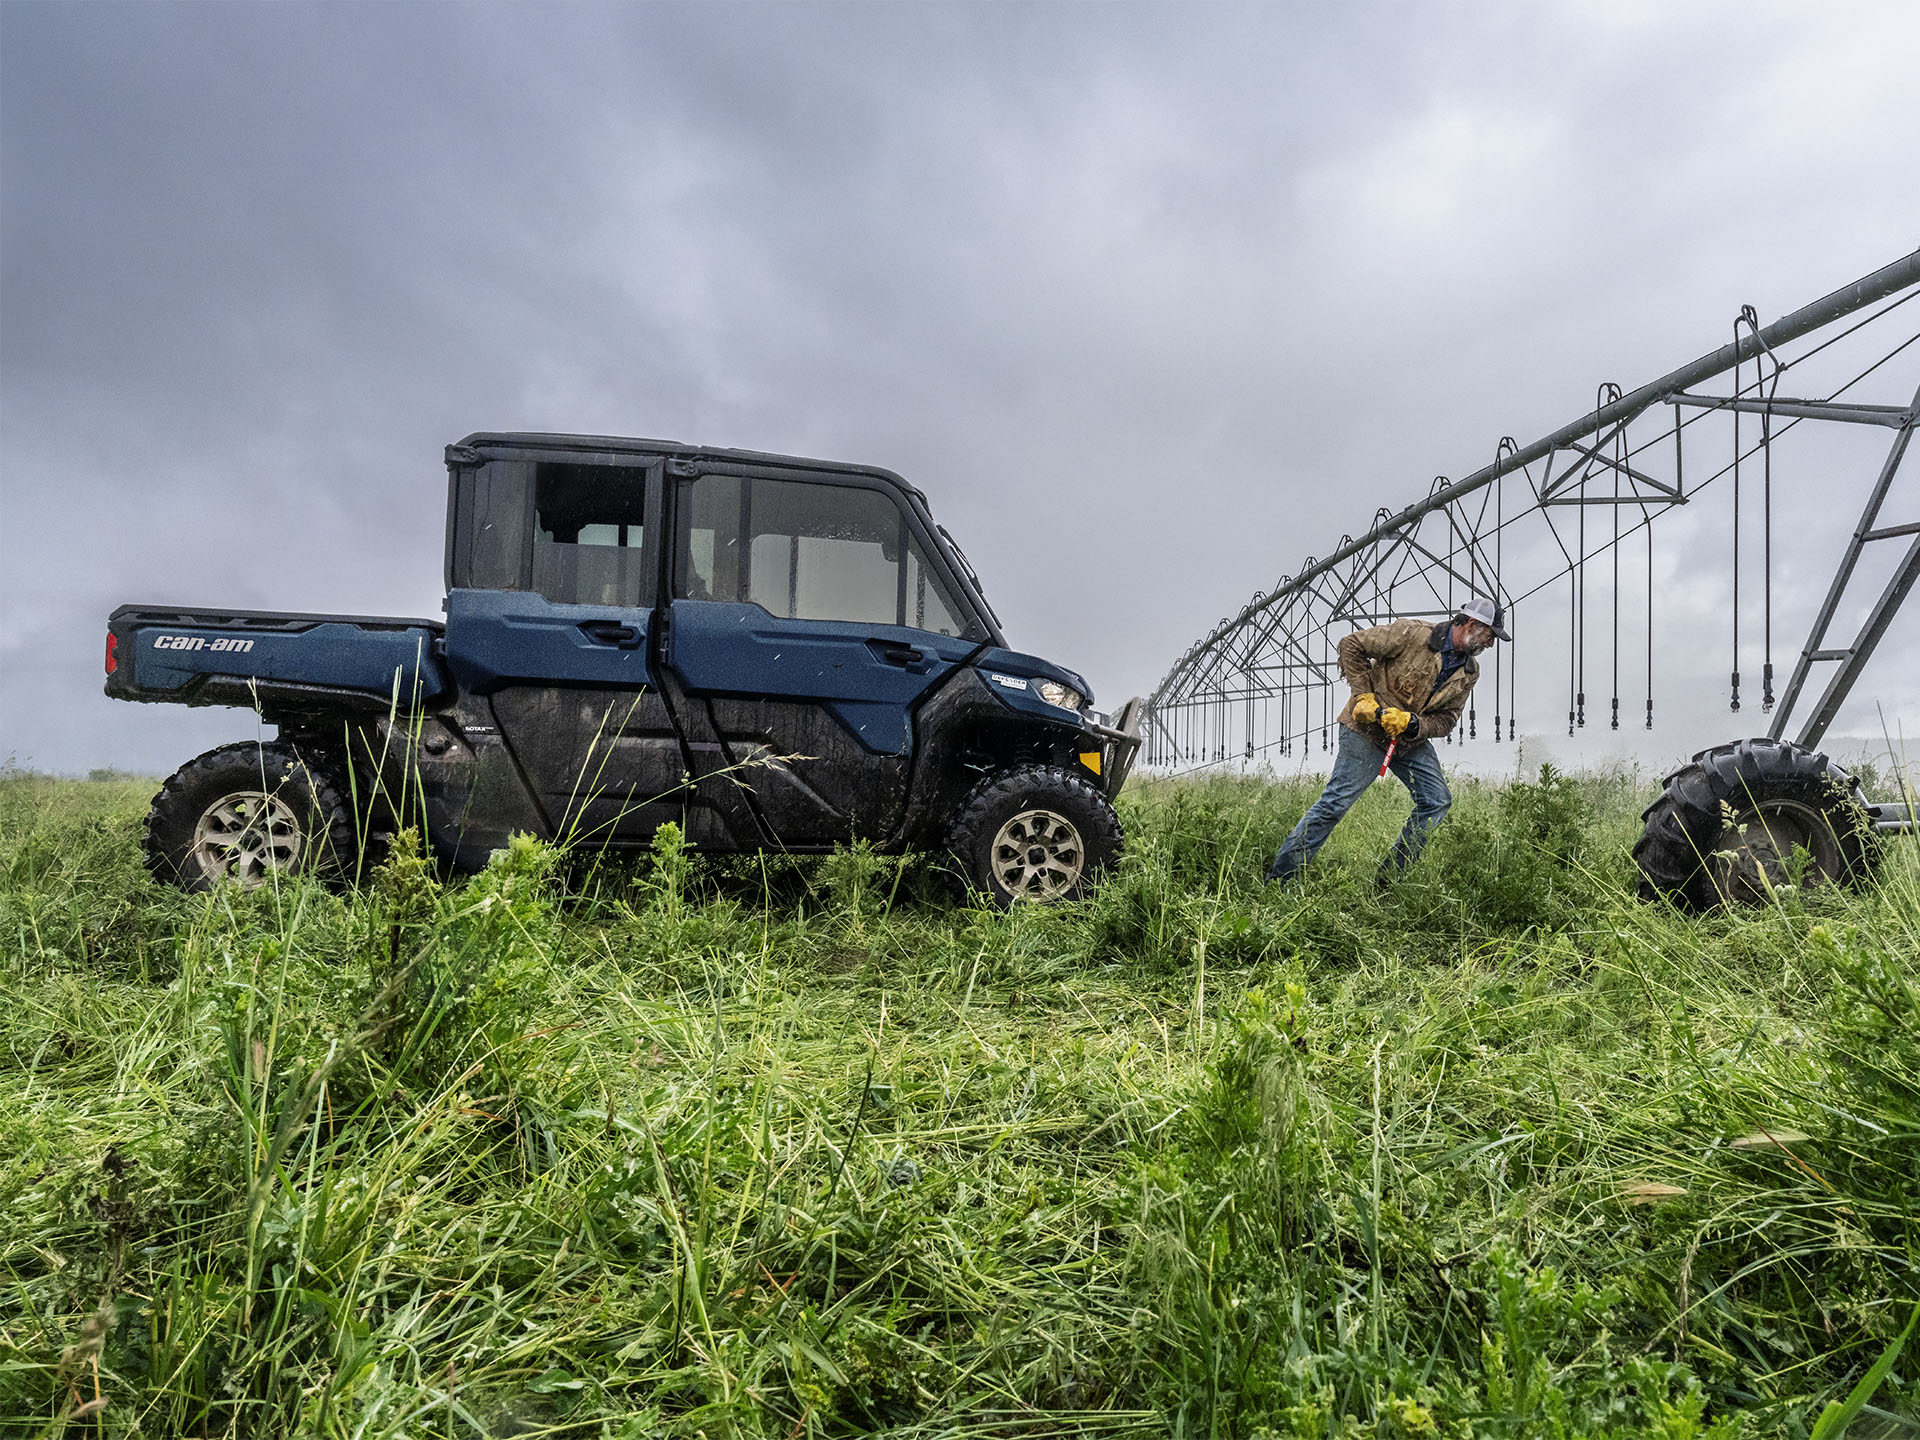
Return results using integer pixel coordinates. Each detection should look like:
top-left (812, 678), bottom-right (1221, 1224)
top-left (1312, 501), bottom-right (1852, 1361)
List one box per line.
top-left (1458, 595), bottom-right (1510, 640)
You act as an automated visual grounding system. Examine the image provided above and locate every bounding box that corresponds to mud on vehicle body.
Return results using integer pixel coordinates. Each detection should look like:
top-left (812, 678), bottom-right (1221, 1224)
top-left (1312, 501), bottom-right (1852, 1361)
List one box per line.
top-left (108, 433), bottom-right (1142, 902)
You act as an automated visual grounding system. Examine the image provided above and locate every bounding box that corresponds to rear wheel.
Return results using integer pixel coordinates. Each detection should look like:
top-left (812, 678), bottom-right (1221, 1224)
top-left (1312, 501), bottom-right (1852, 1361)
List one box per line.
top-left (1633, 738), bottom-right (1874, 909)
top-left (145, 742), bottom-right (355, 892)
top-left (944, 764), bottom-right (1123, 907)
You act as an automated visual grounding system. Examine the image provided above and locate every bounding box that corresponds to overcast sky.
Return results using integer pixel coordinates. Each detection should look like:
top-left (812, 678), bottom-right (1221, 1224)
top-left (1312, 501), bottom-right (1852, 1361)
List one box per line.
top-left (4, 1), bottom-right (1918, 779)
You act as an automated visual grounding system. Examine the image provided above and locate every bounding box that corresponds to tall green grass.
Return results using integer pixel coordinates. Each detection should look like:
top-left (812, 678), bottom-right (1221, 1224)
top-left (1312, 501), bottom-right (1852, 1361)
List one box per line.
top-left (2, 762), bottom-right (1916, 1436)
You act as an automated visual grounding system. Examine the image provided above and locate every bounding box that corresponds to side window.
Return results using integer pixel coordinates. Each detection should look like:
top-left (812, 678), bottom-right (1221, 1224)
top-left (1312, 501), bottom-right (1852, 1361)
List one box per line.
top-left (532, 463), bottom-right (649, 607)
top-left (906, 543), bottom-right (967, 637)
top-left (460, 461), bottom-right (536, 591)
top-left (677, 473), bottom-right (743, 604)
top-left (675, 474), bottom-right (978, 637)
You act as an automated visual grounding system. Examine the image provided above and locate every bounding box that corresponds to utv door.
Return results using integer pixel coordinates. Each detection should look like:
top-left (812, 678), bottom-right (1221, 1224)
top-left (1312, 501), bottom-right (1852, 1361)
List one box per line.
top-left (664, 469), bottom-right (983, 845)
top-left (443, 456), bottom-right (686, 844)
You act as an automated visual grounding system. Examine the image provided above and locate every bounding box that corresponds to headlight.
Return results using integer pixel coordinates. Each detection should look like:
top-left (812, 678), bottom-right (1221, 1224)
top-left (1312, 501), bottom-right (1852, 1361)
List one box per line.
top-left (1035, 679), bottom-right (1083, 711)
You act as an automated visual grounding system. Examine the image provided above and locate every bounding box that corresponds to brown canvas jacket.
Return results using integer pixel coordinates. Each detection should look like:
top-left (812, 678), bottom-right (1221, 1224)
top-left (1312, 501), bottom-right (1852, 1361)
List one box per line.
top-left (1335, 618), bottom-right (1479, 748)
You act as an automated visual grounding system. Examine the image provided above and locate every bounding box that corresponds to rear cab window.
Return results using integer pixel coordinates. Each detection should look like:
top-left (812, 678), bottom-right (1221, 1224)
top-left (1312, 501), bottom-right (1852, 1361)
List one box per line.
top-left (532, 462), bottom-right (650, 607)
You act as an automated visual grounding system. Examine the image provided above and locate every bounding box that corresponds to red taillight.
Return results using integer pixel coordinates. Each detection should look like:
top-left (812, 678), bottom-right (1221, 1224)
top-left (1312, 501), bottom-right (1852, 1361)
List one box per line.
top-left (105, 632), bottom-right (118, 675)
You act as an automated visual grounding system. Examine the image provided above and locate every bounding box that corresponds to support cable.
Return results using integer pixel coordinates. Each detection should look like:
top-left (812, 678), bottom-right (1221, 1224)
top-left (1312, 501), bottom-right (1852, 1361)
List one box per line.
top-left (1322, 631), bottom-right (1332, 750)
top-left (1445, 476), bottom-right (1456, 621)
top-left (1745, 303), bottom-right (1786, 713)
top-left (1244, 663), bottom-right (1253, 760)
top-left (1655, 403), bottom-right (1681, 727)
top-left (1454, 472), bottom-right (1475, 741)
top-left (1508, 606), bottom-right (1518, 743)
top-left (1602, 383), bottom-right (1623, 730)
top-left (1568, 562), bottom-right (1577, 735)
top-left (1731, 310), bottom-right (1745, 713)
top-left (1571, 454), bottom-right (1585, 731)
top-left (1576, 435), bottom-right (1588, 728)
top-left (1494, 439), bottom-right (1512, 742)
top-left (1645, 487), bottom-right (1654, 730)
top-left (1763, 374), bottom-right (1774, 712)
top-left (1508, 514), bottom-right (1518, 745)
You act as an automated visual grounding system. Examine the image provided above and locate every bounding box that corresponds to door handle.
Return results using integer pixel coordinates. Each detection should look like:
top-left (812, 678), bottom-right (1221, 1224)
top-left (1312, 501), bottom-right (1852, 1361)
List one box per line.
top-left (867, 640), bottom-right (923, 668)
top-left (580, 620), bottom-right (643, 649)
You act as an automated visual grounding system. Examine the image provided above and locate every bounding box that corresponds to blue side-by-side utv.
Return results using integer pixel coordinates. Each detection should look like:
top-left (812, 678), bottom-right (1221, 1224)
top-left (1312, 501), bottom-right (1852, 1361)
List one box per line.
top-left (106, 433), bottom-right (1142, 904)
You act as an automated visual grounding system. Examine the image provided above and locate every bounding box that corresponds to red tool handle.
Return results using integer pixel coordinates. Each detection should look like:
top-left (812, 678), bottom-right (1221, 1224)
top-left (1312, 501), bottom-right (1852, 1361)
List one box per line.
top-left (1377, 737), bottom-right (1396, 779)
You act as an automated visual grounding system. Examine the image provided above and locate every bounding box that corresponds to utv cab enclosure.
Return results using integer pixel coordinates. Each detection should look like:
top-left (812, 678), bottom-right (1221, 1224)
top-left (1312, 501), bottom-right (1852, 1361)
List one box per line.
top-left (107, 433), bottom-right (1142, 905)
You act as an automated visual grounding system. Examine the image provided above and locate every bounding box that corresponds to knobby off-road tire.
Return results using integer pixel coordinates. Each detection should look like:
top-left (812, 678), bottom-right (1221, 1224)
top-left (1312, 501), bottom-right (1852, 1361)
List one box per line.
top-left (144, 741), bottom-right (356, 892)
top-left (1633, 737), bottom-right (1875, 910)
top-left (944, 764), bottom-right (1123, 907)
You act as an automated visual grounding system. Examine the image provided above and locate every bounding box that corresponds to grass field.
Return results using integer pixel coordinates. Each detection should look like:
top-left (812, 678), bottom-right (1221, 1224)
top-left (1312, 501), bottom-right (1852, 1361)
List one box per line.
top-left (3, 759), bottom-right (1918, 1438)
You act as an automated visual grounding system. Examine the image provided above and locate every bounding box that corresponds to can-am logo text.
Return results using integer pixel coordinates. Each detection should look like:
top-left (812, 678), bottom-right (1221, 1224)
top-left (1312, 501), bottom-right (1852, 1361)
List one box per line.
top-left (153, 634), bottom-right (255, 653)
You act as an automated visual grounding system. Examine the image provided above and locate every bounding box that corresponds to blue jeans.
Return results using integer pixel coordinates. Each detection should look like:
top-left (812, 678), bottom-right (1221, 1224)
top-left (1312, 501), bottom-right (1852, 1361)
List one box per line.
top-left (1264, 724), bottom-right (1452, 882)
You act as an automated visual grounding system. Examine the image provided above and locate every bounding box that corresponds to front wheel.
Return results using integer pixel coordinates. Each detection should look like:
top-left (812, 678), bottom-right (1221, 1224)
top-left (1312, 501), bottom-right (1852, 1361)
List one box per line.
top-left (144, 741), bottom-right (355, 891)
top-left (944, 764), bottom-right (1123, 907)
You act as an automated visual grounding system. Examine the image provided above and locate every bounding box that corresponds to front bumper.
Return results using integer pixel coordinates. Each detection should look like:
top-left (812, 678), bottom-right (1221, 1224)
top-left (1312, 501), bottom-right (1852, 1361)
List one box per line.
top-left (1080, 697), bottom-right (1144, 799)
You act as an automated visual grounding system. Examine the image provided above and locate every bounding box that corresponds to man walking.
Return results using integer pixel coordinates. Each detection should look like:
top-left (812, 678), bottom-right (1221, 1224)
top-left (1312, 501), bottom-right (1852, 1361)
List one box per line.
top-left (1264, 596), bottom-right (1509, 884)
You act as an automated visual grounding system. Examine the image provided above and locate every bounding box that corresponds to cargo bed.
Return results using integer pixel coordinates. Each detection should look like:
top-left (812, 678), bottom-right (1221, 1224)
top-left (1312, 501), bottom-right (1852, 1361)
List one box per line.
top-left (106, 604), bottom-right (449, 717)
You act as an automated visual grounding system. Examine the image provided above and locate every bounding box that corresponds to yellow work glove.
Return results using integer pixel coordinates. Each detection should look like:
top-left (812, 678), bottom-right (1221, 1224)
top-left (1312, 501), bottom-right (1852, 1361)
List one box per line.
top-left (1380, 706), bottom-right (1415, 738)
top-left (1352, 693), bottom-right (1380, 724)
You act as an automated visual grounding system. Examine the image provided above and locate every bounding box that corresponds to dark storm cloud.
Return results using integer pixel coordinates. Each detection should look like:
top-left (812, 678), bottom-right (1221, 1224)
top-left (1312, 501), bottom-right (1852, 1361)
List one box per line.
top-left (3, 2), bottom-right (1918, 774)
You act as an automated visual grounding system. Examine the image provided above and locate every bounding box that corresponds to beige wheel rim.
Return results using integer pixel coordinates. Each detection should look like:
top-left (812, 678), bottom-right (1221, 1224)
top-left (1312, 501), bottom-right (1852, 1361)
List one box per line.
top-left (190, 790), bottom-right (303, 887)
top-left (990, 807), bottom-right (1084, 901)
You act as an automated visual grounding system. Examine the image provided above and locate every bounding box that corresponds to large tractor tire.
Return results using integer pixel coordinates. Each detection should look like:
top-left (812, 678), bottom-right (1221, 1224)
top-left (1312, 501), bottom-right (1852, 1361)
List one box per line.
top-left (944, 764), bottom-right (1123, 907)
top-left (1633, 738), bottom-right (1875, 909)
top-left (144, 741), bottom-right (356, 892)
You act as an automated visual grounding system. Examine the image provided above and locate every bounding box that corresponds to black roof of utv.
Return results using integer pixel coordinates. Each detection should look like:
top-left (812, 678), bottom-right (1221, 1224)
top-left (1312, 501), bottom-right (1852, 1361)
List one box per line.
top-left (450, 432), bottom-right (930, 507)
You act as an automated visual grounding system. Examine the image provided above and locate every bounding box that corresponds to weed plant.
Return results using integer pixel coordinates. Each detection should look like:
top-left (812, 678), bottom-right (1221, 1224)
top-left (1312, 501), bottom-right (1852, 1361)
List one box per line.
top-left (2, 761), bottom-right (1917, 1437)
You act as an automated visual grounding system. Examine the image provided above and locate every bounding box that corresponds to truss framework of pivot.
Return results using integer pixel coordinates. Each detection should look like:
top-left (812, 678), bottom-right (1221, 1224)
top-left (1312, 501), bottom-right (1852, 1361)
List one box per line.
top-left (1145, 251), bottom-right (1920, 772)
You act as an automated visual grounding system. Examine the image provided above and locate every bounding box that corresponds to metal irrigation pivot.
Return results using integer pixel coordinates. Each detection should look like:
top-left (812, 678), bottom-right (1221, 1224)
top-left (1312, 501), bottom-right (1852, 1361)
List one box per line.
top-left (1142, 249), bottom-right (1920, 905)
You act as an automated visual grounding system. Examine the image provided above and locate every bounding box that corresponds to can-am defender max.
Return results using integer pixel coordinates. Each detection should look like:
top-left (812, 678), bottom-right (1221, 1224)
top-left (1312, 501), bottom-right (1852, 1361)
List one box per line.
top-left (106, 433), bottom-right (1142, 905)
